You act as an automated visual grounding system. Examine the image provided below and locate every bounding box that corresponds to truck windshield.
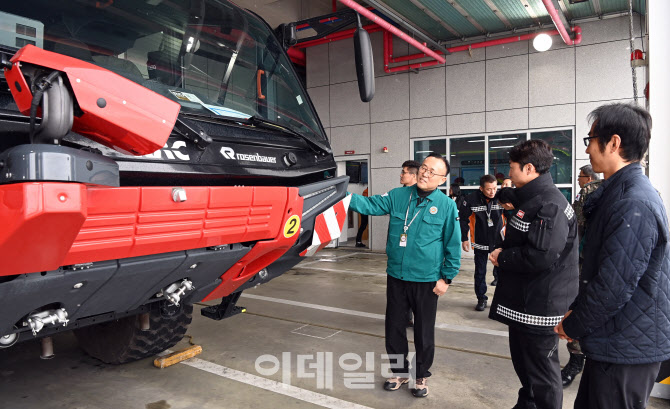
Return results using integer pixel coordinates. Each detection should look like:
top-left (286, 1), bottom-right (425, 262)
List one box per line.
top-left (0, 0), bottom-right (326, 142)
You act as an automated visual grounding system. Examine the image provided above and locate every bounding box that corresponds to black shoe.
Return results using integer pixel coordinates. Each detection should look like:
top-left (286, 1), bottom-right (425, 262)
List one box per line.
top-left (561, 353), bottom-right (585, 387)
top-left (411, 378), bottom-right (428, 397)
top-left (355, 242), bottom-right (367, 248)
top-left (475, 300), bottom-right (487, 311)
top-left (383, 376), bottom-right (409, 391)
top-left (490, 279), bottom-right (497, 286)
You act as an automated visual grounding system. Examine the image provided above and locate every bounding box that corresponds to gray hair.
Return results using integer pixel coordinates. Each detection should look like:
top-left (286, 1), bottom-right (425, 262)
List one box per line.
top-left (579, 164), bottom-right (600, 181)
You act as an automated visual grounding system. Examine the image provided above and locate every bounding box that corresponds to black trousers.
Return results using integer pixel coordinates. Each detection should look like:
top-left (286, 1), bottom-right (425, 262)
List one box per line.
top-left (574, 358), bottom-right (661, 409)
top-left (355, 214), bottom-right (368, 243)
top-left (474, 249), bottom-right (489, 301)
top-left (385, 275), bottom-right (438, 379)
top-left (509, 326), bottom-right (562, 409)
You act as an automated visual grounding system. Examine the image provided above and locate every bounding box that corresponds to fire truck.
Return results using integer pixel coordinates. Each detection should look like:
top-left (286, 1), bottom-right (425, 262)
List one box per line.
top-left (0, 0), bottom-right (349, 364)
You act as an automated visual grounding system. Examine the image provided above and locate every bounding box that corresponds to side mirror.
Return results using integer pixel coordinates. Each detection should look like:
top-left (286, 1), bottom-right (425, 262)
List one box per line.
top-left (353, 15), bottom-right (375, 102)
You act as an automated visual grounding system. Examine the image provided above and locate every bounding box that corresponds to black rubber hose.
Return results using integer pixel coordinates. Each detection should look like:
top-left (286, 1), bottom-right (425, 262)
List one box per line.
top-left (28, 70), bottom-right (61, 144)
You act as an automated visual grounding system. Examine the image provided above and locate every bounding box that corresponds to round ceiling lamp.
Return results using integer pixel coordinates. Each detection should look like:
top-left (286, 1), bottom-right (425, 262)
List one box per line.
top-left (533, 33), bottom-right (553, 52)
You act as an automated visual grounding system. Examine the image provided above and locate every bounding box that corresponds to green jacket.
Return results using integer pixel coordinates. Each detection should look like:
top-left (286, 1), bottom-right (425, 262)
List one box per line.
top-left (349, 185), bottom-right (461, 282)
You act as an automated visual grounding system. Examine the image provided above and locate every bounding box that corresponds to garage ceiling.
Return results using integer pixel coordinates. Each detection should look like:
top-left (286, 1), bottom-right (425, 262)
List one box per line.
top-left (370, 0), bottom-right (646, 42)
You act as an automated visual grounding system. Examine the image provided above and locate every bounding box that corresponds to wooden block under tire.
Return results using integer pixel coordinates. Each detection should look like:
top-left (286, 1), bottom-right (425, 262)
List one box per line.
top-left (153, 345), bottom-right (203, 369)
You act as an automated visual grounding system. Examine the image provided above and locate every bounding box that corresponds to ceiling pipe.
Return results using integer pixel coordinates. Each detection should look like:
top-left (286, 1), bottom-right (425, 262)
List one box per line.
top-left (541, 0), bottom-right (582, 45)
top-left (294, 23), bottom-right (383, 48)
top-left (389, 26), bottom-right (581, 65)
top-left (338, 0), bottom-right (446, 64)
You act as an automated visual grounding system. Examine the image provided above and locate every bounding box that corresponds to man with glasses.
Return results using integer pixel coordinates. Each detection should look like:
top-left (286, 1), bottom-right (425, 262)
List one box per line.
top-left (561, 164), bottom-right (601, 387)
top-left (400, 160), bottom-right (420, 187)
top-left (459, 175), bottom-right (503, 311)
top-left (348, 153), bottom-right (461, 398)
top-left (555, 103), bottom-right (670, 409)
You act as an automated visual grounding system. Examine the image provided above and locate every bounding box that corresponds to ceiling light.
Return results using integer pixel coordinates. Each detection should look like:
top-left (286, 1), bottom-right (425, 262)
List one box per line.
top-left (533, 33), bottom-right (552, 52)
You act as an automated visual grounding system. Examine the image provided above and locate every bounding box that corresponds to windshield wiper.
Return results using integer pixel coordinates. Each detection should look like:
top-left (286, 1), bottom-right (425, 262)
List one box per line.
top-left (246, 116), bottom-right (331, 156)
top-left (178, 113), bottom-right (331, 156)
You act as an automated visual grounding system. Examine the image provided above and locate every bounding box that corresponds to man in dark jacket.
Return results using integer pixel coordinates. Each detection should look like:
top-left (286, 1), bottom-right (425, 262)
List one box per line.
top-left (489, 140), bottom-right (579, 409)
top-left (459, 175), bottom-right (503, 311)
top-left (555, 103), bottom-right (670, 409)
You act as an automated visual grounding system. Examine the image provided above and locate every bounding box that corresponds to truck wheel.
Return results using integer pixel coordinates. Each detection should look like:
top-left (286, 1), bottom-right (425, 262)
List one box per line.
top-left (74, 304), bottom-right (193, 364)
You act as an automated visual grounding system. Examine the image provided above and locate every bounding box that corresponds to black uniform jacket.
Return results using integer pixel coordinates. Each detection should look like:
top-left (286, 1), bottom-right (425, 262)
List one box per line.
top-left (489, 173), bottom-right (579, 334)
top-left (459, 190), bottom-right (503, 252)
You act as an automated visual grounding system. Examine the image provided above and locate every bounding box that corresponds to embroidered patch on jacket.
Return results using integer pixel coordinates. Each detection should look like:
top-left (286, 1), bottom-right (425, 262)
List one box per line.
top-left (382, 192), bottom-right (389, 197)
top-left (564, 205), bottom-right (575, 220)
top-left (516, 210), bottom-right (525, 219)
top-left (429, 206), bottom-right (438, 214)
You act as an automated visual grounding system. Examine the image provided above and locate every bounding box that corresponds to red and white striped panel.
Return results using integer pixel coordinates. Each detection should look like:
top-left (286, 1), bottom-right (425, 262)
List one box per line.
top-left (300, 195), bottom-right (351, 257)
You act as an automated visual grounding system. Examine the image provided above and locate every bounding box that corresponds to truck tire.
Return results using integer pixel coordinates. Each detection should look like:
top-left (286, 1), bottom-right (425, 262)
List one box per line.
top-left (74, 304), bottom-right (193, 364)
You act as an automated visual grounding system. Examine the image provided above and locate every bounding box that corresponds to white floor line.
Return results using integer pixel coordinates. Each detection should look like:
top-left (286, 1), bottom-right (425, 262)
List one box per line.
top-left (241, 294), bottom-right (509, 337)
top-left (292, 266), bottom-right (476, 287)
top-left (178, 356), bottom-right (374, 409)
top-left (298, 252), bottom-right (374, 267)
top-left (294, 266), bottom-right (387, 277)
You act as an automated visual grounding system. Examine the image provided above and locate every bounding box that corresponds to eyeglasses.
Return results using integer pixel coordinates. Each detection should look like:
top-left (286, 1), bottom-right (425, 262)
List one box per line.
top-left (419, 165), bottom-right (446, 178)
top-left (583, 135), bottom-right (599, 147)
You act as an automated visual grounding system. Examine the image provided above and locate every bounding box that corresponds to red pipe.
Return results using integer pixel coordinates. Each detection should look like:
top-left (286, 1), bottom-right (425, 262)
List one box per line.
top-left (338, 0), bottom-right (446, 64)
top-left (293, 24), bottom-right (382, 49)
top-left (541, 0), bottom-right (582, 45)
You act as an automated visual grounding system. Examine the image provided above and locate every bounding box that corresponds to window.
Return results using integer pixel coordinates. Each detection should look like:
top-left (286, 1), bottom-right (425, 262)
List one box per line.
top-left (449, 136), bottom-right (485, 188)
top-left (531, 129), bottom-right (573, 200)
top-left (414, 139), bottom-right (446, 163)
top-left (489, 133), bottom-right (525, 184)
top-left (412, 127), bottom-right (575, 199)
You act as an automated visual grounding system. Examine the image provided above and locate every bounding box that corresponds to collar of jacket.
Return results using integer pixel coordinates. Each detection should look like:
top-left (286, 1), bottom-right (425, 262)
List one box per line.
top-left (584, 162), bottom-right (643, 215)
top-left (513, 172), bottom-right (554, 204)
top-left (412, 185), bottom-right (440, 202)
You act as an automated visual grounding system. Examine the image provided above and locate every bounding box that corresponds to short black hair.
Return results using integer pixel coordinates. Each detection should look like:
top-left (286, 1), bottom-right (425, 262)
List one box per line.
top-left (449, 183), bottom-right (461, 197)
top-left (480, 174), bottom-right (497, 187)
top-left (425, 152), bottom-right (450, 176)
top-left (588, 103), bottom-right (651, 162)
top-left (508, 140), bottom-right (553, 174)
top-left (402, 160), bottom-right (421, 174)
top-left (579, 164), bottom-right (600, 181)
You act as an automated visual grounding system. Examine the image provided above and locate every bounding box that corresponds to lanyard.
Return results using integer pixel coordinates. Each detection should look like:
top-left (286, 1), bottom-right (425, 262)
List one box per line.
top-left (404, 193), bottom-right (422, 233)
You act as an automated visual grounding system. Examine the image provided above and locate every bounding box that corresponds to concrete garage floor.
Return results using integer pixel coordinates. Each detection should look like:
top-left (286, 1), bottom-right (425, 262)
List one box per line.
top-left (1, 248), bottom-right (668, 409)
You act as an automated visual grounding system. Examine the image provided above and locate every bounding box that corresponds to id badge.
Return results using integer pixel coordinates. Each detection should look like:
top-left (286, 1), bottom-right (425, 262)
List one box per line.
top-left (487, 218), bottom-right (494, 227)
top-left (399, 233), bottom-right (407, 247)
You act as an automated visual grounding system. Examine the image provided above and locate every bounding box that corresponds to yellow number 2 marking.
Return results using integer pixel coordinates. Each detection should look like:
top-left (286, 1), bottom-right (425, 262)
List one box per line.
top-left (283, 215), bottom-right (301, 238)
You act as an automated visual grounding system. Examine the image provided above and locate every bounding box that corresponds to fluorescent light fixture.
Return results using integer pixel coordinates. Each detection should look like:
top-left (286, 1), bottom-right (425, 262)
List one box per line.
top-left (467, 139), bottom-right (485, 143)
top-left (533, 33), bottom-right (552, 52)
top-left (490, 137), bottom-right (521, 142)
top-left (490, 145), bottom-right (515, 149)
top-left (415, 150), bottom-right (433, 153)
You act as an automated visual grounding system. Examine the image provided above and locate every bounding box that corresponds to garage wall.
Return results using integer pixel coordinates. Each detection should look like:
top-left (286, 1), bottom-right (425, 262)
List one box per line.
top-left (306, 15), bottom-right (646, 251)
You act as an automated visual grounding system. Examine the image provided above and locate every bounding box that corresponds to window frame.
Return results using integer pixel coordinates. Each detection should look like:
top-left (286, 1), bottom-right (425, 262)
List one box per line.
top-left (410, 126), bottom-right (576, 199)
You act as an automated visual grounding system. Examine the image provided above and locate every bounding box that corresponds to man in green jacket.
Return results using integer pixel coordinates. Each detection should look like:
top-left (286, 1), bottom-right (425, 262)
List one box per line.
top-left (348, 153), bottom-right (461, 398)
